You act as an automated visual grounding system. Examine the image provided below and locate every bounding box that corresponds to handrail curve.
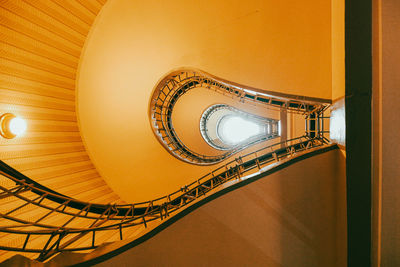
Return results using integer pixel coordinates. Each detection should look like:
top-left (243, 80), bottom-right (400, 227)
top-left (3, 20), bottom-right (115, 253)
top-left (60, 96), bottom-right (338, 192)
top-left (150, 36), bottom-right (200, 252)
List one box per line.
top-left (148, 68), bottom-right (331, 165)
top-left (0, 136), bottom-right (329, 261)
top-left (0, 68), bottom-right (332, 262)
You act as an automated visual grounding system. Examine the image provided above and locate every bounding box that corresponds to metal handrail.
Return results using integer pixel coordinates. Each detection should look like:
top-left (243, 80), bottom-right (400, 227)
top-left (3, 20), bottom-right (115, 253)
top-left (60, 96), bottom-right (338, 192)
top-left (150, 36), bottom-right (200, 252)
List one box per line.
top-left (0, 136), bottom-right (318, 216)
top-left (0, 68), bottom-right (332, 261)
top-left (149, 69), bottom-right (330, 165)
top-left (0, 136), bottom-right (329, 261)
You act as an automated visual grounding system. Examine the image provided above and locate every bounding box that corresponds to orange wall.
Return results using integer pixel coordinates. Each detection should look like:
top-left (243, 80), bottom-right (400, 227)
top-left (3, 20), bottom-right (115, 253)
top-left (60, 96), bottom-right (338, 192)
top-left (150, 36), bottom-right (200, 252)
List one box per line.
top-left (0, 0), bottom-right (121, 204)
top-left (77, 0), bottom-right (333, 202)
top-left (331, 0), bottom-right (345, 100)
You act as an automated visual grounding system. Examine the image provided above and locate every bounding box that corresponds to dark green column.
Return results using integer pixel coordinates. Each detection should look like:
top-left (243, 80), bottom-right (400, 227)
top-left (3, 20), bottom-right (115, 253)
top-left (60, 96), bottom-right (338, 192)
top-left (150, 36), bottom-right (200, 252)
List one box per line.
top-left (345, 0), bottom-right (372, 266)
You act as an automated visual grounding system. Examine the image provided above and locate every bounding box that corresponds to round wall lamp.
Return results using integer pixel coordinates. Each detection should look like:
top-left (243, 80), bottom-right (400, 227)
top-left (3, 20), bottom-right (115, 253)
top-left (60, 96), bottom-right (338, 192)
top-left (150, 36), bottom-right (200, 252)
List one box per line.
top-left (0, 113), bottom-right (27, 139)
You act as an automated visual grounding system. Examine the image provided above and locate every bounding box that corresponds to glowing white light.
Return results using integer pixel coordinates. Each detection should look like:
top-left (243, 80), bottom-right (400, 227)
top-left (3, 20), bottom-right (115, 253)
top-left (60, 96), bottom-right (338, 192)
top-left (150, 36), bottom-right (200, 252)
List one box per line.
top-left (220, 116), bottom-right (261, 144)
top-left (330, 108), bottom-right (345, 144)
top-left (9, 117), bottom-right (27, 136)
top-left (278, 121), bottom-right (281, 136)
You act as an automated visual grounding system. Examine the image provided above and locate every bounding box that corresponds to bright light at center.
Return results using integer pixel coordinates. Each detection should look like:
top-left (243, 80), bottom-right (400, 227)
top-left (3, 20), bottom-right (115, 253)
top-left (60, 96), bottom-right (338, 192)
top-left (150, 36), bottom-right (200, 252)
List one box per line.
top-left (220, 116), bottom-right (261, 144)
top-left (9, 117), bottom-right (27, 136)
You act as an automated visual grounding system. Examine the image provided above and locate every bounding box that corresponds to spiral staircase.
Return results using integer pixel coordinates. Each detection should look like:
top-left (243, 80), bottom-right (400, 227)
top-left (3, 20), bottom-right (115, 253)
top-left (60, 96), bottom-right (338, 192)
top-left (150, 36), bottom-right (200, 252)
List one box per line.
top-left (0, 0), bottom-right (342, 265)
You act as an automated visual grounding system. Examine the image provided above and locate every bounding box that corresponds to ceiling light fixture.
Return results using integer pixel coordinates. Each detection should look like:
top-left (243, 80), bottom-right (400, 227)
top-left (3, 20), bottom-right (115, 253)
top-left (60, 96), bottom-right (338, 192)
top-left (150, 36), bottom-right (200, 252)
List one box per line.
top-left (0, 113), bottom-right (27, 139)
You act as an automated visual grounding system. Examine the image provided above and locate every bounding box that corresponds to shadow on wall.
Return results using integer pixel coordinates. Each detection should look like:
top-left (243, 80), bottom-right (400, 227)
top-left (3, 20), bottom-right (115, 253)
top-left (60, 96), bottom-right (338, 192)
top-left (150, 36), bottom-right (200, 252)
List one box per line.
top-left (95, 149), bottom-right (347, 267)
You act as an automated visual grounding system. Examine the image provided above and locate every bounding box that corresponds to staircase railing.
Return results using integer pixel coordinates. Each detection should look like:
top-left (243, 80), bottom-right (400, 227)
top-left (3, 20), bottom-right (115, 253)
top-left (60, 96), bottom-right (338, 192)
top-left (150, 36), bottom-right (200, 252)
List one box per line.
top-left (0, 136), bottom-right (328, 261)
top-left (0, 68), bottom-right (333, 261)
top-left (149, 68), bottom-right (331, 165)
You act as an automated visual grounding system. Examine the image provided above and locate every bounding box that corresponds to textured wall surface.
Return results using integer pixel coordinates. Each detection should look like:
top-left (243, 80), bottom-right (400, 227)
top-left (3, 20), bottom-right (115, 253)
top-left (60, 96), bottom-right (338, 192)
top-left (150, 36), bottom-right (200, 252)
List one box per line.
top-left (0, 1), bottom-right (126, 260)
top-left (0, 0), bottom-right (122, 204)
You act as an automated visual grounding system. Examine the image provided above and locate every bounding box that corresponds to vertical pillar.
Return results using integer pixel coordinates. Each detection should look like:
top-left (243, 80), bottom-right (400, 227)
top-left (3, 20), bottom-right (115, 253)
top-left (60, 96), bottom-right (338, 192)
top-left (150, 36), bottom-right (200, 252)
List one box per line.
top-left (345, 0), bottom-right (372, 266)
top-left (280, 110), bottom-right (287, 147)
top-left (308, 113), bottom-right (316, 138)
